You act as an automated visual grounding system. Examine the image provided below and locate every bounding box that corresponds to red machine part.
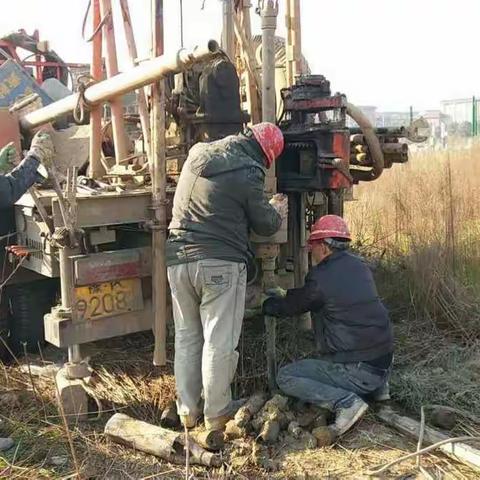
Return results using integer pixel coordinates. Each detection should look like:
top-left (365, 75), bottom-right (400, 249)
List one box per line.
top-left (0, 109), bottom-right (21, 153)
top-left (0, 29), bottom-right (87, 86)
top-left (6, 245), bottom-right (31, 258)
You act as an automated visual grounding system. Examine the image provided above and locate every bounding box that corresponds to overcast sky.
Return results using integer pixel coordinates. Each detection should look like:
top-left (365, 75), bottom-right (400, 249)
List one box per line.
top-left (1, 0), bottom-right (478, 111)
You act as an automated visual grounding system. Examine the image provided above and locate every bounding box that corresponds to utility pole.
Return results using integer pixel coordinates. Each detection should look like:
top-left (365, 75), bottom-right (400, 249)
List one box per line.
top-left (472, 96), bottom-right (478, 136)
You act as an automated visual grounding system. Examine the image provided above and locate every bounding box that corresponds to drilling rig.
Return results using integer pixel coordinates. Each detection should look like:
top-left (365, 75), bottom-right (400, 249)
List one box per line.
top-left (0, 0), bottom-right (427, 416)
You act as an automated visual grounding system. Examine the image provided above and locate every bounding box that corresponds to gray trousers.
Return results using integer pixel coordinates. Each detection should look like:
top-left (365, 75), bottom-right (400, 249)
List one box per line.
top-left (167, 259), bottom-right (247, 422)
top-left (277, 358), bottom-right (389, 410)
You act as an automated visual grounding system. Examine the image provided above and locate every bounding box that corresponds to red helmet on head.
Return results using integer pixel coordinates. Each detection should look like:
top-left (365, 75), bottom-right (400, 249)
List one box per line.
top-left (309, 215), bottom-right (351, 243)
top-left (250, 122), bottom-right (284, 168)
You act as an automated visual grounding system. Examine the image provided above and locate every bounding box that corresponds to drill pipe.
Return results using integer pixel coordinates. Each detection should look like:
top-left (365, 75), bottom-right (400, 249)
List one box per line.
top-left (20, 40), bottom-right (219, 130)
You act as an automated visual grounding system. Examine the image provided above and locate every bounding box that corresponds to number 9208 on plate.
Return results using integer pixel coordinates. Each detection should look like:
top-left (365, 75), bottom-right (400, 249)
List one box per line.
top-left (73, 278), bottom-right (143, 321)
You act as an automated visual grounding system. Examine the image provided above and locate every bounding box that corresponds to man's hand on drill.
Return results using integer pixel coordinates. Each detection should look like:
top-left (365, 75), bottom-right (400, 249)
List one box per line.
top-left (269, 193), bottom-right (288, 220)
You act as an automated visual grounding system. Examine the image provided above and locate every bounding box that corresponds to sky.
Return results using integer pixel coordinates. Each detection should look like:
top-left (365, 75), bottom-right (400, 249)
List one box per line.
top-left (1, 0), bottom-right (478, 111)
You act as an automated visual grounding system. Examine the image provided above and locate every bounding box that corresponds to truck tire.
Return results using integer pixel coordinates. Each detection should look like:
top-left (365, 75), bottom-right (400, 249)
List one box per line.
top-left (8, 279), bottom-right (59, 355)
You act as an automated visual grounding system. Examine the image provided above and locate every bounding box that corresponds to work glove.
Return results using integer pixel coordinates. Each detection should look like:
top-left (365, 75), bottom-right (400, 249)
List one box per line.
top-left (269, 193), bottom-right (288, 220)
top-left (0, 142), bottom-right (18, 174)
top-left (244, 287), bottom-right (286, 319)
top-left (28, 130), bottom-right (55, 170)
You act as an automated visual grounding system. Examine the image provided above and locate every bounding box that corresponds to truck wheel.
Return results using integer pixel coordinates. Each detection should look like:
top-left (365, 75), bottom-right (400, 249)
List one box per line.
top-left (8, 279), bottom-right (59, 355)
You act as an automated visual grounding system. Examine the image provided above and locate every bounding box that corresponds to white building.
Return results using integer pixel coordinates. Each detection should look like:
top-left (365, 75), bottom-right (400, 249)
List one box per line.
top-left (441, 97), bottom-right (479, 125)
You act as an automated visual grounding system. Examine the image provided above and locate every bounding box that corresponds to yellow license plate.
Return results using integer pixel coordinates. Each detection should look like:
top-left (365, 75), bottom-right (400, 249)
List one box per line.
top-left (73, 278), bottom-right (143, 321)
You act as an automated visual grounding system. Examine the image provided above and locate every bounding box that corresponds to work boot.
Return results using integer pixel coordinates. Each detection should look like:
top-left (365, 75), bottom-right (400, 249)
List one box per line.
top-left (180, 414), bottom-right (199, 429)
top-left (204, 414), bottom-right (230, 432)
top-left (371, 381), bottom-right (391, 402)
top-left (204, 398), bottom-right (247, 431)
top-left (333, 397), bottom-right (369, 436)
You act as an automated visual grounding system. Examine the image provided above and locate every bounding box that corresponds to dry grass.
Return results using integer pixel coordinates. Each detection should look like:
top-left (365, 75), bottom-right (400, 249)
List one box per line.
top-left (346, 141), bottom-right (480, 418)
top-left (2, 330), bottom-right (479, 479)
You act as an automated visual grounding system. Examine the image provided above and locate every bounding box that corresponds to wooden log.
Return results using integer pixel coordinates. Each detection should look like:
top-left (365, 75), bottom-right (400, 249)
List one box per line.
top-left (191, 430), bottom-right (224, 452)
top-left (376, 406), bottom-right (480, 470)
top-left (104, 413), bottom-right (220, 467)
top-left (258, 420), bottom-right (280, 444)
top-left (225, 420), bottom-right (249, 439)
top-left (234, 392), bottom-right (267, 428)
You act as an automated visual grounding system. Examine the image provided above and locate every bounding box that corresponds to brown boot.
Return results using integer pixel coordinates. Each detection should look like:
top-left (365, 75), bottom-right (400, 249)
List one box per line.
top-left (180, 414), bottom-right (199, 429)
top-left (204, 414), bottom-right (230, 432)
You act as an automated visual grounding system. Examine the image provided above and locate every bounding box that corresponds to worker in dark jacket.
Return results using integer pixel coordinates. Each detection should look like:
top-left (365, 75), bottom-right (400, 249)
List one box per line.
top-left (167, 122), bottom-right (287, 435)
top-left (0, 131), bottom-right (54, 208)
top-left (263, 215), bottom-right (394, 438)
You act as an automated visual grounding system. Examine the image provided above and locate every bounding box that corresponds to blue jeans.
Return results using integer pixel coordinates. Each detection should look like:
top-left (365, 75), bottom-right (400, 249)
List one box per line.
top-left (277, 358), bottom-right (389, 410)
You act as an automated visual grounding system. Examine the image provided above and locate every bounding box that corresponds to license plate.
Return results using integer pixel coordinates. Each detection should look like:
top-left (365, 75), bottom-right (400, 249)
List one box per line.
top-left (73, 278), bottom-right (143, 321)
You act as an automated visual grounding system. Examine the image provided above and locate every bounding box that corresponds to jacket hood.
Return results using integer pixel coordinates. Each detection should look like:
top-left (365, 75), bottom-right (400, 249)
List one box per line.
top-left (188, 135), bottom-right (266, 178)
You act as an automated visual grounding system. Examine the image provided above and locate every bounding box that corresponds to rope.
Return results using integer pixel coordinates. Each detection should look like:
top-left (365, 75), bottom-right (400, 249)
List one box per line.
top-left (73, 74), bottom-right (97, 124)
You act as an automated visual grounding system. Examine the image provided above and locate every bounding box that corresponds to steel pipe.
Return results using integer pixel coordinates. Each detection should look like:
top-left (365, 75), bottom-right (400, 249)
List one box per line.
top-left (20, 40), bottom-right (220, 130)
top-left (151, 0), bottom-right (167, 367)
top-left (100, 0), bottom-right (129, 163)
top-left (89, 0), bottom-right (105, 178)
top-left (260, 0), bottom-right (278, 125)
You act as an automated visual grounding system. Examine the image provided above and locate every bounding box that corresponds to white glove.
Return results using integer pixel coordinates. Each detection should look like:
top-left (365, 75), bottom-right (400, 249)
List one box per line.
top-left (29, 130), bottom-right (55, 169)
top-left (269, 193), bottom-right (288, 220)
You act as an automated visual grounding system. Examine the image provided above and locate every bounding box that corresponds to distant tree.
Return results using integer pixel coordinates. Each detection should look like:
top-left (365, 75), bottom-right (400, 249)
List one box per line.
top-left (447, 122), bottom-right (458, 136)
top-left (458, 121), bottom-right (472, 137)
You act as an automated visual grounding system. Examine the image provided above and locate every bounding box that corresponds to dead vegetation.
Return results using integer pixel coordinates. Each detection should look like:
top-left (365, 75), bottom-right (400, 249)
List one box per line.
top-left (346, 142), bottom-right (480, 421)
top-left (2, 145), bottom-right (480, 478)
top-left (2, 331), bottom-right (479, 479)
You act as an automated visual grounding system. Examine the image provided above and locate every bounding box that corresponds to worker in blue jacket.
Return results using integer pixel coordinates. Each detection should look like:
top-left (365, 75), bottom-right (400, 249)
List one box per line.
top-left (263, 215), bottom-right (394, 438)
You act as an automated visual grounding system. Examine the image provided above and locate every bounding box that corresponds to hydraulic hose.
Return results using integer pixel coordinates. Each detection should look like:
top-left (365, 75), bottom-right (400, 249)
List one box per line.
top-left (346, 102), bottom-right (384, 182)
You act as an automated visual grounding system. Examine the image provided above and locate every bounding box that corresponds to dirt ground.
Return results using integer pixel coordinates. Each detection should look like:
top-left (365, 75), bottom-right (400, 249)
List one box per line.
top-left (1, 329), bottom-right (479, 480)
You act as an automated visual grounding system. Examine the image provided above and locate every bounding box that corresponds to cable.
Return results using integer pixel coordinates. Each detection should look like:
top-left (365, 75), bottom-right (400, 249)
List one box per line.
top-left (0, 232), bottom-right (17, 243)
top-left (0, 256), bottom-right (28, 291)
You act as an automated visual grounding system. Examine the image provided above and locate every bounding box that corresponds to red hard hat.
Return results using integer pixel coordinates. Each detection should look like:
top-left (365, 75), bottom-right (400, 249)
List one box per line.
top-left (250, 122), bottom-right (284, 168)
top-left (309, 215), bottom-right (351, 243)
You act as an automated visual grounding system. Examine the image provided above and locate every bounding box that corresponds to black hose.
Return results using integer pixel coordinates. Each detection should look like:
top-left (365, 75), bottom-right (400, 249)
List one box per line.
top-left (346, 102), bottom-right (384, 182)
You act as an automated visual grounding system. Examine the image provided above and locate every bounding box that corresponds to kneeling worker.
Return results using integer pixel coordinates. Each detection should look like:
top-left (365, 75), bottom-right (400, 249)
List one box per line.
top-left (262, 215), bottom-right (393, 437)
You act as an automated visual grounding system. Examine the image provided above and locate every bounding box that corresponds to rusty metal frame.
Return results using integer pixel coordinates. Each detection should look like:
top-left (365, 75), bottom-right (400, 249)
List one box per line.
top-left (44, 300), bottom-right (153, 348)
top-left (51, 191), bottom-right (153, 228)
